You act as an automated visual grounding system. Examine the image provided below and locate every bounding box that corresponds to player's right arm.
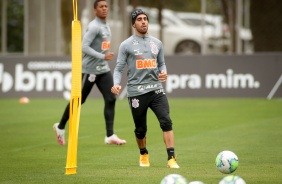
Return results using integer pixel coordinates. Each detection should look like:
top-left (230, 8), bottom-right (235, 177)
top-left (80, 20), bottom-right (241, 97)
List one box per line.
top-left (82, 25), bottom-right (105, 59)
top-left (111, 85), bottom-right (122, 95)
top-left (112, 41), bottom-right (128, 95)
top-left (104, 52), bottom-right (114, 61)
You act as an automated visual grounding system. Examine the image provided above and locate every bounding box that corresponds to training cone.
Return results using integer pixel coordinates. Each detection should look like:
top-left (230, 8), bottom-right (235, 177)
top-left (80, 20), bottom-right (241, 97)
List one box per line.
top-left (19, 97), bottom-right (30, 104)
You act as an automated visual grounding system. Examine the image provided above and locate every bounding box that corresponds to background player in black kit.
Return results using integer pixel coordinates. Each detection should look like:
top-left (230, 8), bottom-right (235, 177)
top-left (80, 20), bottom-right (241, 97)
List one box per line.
top-left (53, 0), bottom-right (126, 146)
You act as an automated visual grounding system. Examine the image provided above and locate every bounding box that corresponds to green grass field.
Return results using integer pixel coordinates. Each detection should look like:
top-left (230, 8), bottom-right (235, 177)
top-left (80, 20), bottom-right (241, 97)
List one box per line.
top-left (0, 98), bottom-right (281, 184)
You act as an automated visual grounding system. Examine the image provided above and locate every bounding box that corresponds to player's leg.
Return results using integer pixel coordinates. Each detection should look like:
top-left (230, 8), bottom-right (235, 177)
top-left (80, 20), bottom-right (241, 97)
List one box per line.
top-left (128, 93), bottom-right (150, 166)
top-left (150, 91), bottom-right (180, 168)
top-left (53, 74), bottom-right (94, 145)
top-left (96, 72), bottom-right (126, 145)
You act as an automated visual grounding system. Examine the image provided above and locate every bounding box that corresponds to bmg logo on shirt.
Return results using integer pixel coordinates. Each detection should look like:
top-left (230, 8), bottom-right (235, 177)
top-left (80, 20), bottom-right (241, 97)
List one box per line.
top-left (136, 59), bottom-right (156, 69)
top-left (101, 41), bottom-right (110, 51)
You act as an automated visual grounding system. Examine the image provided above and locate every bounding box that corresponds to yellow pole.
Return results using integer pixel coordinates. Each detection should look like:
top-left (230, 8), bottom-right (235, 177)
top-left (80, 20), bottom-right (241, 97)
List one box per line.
top-left (65, 0), bottom-right (82, 175)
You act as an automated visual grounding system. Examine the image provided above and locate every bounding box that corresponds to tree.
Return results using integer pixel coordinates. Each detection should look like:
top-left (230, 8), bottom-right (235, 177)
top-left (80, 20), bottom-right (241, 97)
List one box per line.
top-left (250, 0), bottom-right (282, 52)
top-left (61, 0), bottom-right (85, 54)
top-left (220, 0), bottom-right (237, 53)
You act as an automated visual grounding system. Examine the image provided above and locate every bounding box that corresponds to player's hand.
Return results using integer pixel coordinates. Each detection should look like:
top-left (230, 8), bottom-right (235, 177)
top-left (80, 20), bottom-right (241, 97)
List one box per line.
top-left (158, 70), bottom-right (167, 82)
top-left (104, 52), bottom-right (114, 61)
top-left (111, 85), bottom-right (122, 95)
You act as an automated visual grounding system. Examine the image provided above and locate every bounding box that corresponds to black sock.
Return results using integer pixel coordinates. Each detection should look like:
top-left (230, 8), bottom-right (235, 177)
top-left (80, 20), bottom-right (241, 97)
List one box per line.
top-left (106, 120), bottom-right (114, 137)
top-left (106, 130), bottom-right (113, 137)
top-left (167, 147), bottom-right (175, 160)
top-left (140, 148), bottom-right (148, 155)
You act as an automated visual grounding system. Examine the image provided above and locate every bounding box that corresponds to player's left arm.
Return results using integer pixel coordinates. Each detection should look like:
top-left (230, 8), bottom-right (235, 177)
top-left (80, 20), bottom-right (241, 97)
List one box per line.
top-left (157, 43), bottom-right (167, 82)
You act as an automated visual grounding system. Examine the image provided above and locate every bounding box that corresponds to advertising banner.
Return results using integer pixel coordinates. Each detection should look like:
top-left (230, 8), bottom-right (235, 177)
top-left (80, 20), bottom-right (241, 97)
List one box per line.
top-left (0, 54), bottom-right (281, 99)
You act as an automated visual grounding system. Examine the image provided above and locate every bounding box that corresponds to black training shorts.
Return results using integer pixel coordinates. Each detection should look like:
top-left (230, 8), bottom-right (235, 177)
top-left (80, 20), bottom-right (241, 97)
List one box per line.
top-left (128, 89), bottom-right (173, 132)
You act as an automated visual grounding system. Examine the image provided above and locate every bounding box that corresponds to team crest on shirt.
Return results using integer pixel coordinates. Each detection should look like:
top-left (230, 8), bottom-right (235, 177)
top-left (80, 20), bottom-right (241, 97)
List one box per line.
top-left (150, 43), bottom-right (159, 55)
top-left (131, 98), bottom-right (139, 108)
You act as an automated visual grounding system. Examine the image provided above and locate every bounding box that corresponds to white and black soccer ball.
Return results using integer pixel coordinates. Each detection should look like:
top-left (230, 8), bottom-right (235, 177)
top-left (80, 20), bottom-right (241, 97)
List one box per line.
top-left (215, 150), bottom-right (239, 174)
top-left (189, 181), bottom-right (205, 184)
top-left (219, 175), bottom-right (246, 184)
top-left (160, 174), bottom-right (188, 184)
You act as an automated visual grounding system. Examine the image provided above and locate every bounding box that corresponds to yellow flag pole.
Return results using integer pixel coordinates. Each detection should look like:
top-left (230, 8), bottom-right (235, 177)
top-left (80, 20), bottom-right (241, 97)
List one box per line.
top-left (65, 0), bottom-right (82, 175)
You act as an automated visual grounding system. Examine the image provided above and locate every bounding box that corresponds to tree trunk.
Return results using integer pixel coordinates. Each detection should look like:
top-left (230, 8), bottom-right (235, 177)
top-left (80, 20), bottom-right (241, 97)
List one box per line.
top-left (61, 0), bottom-right (85, 54)
top-left (250, 0), bottom-right (282, 52)
top-left (158, 0), bottom-right (165, 41)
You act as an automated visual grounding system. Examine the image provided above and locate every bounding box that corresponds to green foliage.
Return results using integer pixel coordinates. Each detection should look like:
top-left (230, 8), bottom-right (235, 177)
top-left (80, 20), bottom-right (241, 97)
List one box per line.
top-left (7, 0), bottom-right (24, 52)
top-left (0, 98), bottom-right (282, 183)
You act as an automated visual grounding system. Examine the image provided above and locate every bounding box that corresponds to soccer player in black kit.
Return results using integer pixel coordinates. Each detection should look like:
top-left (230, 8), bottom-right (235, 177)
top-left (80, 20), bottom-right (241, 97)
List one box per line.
top-left (111, 9), bottom-right (179, 168)
top-left (53, 0), bottom-right (126, 146)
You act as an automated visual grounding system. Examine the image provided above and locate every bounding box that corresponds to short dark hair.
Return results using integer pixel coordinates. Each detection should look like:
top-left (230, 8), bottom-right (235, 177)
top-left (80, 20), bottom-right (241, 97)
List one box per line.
top-left (93, 0), bottom-right (106, 9)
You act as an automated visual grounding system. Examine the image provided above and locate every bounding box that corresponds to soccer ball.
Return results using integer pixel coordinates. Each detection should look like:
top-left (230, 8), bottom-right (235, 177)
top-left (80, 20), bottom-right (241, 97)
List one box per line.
top-left (219, 175), bottom-right (246, 184)
top-left (160, 174), bottom-right (188, 184)
top-left (189, 181), bottom-right (205, 184)
top-left (215, 150), bottom-right (239, 174)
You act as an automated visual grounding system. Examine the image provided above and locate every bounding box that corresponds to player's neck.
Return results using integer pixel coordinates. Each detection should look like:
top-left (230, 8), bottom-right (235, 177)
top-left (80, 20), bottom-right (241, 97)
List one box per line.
top-left (135, 31), bottom-right (147, 37)
top-left (96, 16), bottom-right (107, 22)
